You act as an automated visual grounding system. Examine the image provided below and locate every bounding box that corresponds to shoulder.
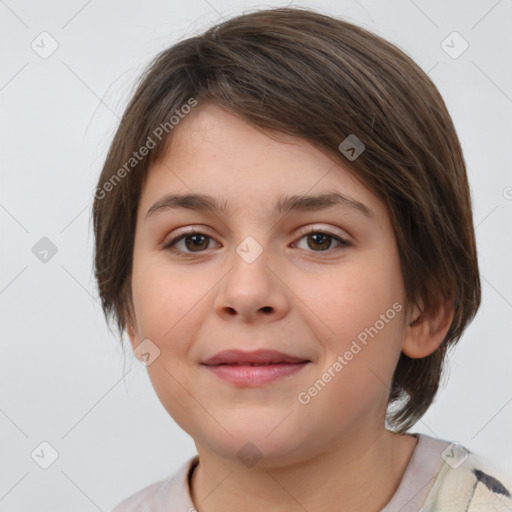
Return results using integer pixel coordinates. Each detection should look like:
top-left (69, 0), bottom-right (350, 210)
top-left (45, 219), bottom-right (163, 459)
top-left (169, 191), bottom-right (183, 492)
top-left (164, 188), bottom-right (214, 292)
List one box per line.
top-left (110, 479), bottom-right (169, 512)
top-left (419, 438), bottom-right (512, 512)
top-left (109, 456), bottom-right (198, 512)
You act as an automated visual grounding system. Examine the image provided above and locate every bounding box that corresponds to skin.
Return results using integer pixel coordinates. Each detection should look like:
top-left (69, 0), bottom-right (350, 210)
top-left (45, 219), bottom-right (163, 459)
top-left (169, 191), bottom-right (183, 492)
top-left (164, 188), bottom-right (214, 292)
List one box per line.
top-left (127, 102), bottom-right (453, 512)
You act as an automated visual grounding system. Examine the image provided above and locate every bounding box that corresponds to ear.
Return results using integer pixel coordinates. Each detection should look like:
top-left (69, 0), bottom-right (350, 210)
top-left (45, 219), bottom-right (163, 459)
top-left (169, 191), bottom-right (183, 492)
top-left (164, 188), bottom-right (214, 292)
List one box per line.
top-left (402, 294), bottom-right (454, 358)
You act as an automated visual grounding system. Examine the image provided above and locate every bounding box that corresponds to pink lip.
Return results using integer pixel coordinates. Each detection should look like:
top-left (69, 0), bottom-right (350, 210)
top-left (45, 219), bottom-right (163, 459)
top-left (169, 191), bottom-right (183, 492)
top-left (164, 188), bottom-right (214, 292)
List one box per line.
top-left (205, 362), bottom-right (309, 386)
top-left (201, 349), bottom-right (310, 387)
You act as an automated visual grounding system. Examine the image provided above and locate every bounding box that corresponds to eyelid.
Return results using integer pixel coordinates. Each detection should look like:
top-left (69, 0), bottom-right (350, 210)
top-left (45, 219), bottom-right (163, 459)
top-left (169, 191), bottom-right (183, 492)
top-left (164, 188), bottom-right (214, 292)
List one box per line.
top-left (162, 226), bottom-right (216, 248)
top-left (295, 224), bottom-right (350, 240)
top-left (165, 225), bottom-right (211, 238)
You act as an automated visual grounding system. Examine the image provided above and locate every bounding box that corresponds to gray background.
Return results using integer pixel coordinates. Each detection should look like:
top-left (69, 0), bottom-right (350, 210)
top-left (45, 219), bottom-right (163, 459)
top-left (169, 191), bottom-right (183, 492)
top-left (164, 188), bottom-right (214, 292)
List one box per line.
top-left (1, 0), bottom-right (511, 510)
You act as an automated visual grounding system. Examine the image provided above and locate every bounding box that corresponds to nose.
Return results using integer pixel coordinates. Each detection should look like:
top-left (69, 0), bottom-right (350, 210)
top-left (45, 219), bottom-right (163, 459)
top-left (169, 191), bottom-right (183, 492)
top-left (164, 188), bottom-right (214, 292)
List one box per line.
top-left (213, 243), bottom-right (290, 324)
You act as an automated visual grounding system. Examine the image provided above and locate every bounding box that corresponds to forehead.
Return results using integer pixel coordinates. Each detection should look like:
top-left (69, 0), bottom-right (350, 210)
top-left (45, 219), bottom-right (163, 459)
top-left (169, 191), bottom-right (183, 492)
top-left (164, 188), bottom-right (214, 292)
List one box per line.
top-left (138, 103), bottom-right (387, 222)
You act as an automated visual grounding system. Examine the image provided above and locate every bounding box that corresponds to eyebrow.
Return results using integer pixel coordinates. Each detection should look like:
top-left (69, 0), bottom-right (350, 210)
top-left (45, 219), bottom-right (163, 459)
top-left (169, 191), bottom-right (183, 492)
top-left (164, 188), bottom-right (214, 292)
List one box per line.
top-left (145, 192), bottom-right (375, 221)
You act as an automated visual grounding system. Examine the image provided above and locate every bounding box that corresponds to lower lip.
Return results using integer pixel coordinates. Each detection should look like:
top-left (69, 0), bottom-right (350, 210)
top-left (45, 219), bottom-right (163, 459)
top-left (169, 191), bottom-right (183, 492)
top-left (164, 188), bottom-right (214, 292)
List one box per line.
top-left (203, 362), bottom-right (309, 386)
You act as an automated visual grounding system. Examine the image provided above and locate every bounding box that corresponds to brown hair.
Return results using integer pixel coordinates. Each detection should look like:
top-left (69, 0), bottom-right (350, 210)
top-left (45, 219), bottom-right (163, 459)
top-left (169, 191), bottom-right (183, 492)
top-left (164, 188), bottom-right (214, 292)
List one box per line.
top-left (92, 6), bottom-right (480, 432)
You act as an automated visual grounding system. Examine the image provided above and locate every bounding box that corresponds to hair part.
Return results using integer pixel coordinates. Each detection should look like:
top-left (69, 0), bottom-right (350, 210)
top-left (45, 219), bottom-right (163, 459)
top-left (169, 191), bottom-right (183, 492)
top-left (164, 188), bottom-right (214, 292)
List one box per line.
top-left (92, 6), bottom-right (481, 432)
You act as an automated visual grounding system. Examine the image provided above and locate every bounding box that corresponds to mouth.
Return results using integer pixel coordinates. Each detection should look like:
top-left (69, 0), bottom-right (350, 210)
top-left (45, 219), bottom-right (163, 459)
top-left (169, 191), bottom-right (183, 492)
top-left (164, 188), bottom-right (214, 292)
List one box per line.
top-left (201, 349), bottom-right (310, 366)
top-left (201, 349), bottom-right (311, 387)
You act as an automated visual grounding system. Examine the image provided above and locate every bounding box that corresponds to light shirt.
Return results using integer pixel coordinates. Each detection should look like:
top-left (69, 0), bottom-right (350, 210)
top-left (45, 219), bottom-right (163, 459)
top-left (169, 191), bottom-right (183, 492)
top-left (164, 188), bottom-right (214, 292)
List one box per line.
top-left (111, 433), bottom-right (512, 511)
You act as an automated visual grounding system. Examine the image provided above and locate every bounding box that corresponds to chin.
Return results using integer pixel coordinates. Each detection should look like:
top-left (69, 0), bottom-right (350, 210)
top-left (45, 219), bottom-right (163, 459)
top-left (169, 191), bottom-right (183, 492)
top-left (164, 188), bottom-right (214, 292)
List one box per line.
top-left (195, 424), bottom-right (311, 469)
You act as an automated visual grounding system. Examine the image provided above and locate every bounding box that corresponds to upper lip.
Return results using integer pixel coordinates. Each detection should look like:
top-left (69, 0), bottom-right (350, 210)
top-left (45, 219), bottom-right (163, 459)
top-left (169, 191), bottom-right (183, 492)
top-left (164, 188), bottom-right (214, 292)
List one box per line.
top-left (202, 349), bottom-right (310, 366)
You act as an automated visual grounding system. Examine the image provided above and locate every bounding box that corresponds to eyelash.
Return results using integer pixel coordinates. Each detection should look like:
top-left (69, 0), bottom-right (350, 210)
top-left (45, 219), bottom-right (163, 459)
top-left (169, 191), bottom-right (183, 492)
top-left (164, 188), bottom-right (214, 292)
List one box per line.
top-left (162, 227), bottom-right (351, 257)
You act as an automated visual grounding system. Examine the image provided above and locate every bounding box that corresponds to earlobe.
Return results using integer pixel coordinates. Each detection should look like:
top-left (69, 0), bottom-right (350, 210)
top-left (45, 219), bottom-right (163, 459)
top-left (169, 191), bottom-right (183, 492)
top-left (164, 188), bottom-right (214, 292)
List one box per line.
top-left (402, 295), bottom-right (454, 359)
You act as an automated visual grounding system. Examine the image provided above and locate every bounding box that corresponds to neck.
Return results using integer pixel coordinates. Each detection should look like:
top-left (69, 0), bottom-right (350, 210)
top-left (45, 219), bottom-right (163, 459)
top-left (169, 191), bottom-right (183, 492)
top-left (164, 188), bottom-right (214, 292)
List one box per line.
top-left (190, 427), bottom-right (418, 512)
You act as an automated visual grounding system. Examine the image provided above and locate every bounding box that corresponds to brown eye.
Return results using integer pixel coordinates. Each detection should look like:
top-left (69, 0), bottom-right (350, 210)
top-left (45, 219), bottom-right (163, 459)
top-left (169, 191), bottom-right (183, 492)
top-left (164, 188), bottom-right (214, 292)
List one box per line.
top-left (164, 232), bottom-right (215, 254)
top-left (306, 233), bottom-right (332, 251)
top-left (183, 234), bottom-right (210, 251)
top-left (295, 230), bottom-right (350, 253)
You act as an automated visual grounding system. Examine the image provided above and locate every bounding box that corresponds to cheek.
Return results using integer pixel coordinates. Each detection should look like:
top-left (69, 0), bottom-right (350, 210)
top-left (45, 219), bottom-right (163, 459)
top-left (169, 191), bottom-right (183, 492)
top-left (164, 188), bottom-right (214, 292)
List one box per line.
top-left (294, 257), bottom-right (404, 342)
top-left (294, 253), bottom-right (406, 409)
top-left (131, 255), bottom-right (201, 350)
top-left (130, 258), bottom-right (205, 429)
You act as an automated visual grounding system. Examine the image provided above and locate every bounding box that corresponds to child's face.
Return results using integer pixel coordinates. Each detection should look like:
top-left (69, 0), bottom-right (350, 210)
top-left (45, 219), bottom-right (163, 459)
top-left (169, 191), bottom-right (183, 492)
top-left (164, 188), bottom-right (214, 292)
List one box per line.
top-left (127, 103), bottom-right (415, 465)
